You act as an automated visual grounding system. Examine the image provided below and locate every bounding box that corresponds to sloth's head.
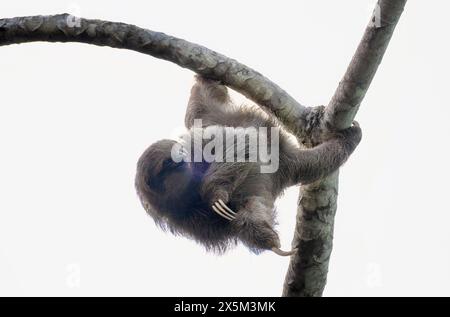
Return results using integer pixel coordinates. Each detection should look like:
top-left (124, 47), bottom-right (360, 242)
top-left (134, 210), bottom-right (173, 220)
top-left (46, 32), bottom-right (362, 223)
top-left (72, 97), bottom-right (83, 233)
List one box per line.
top-left (135, 139), bottom-right (235, 253)
top-left (135, 139), bottom-right (197, 221)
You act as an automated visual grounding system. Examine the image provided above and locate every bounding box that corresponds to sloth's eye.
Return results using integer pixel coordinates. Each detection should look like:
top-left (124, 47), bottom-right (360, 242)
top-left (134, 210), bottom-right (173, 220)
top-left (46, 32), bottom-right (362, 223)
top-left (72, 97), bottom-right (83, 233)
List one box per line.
top-left (162, 158), bottom-right (184, 171)
top-left (162, 159), bottom-right (176, 170)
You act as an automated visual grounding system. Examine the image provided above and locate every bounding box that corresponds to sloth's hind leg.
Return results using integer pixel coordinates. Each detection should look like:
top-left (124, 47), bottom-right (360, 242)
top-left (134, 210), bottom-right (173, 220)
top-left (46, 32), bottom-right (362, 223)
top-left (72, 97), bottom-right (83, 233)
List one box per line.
top-left (231, 197), bottom-right (279, 253)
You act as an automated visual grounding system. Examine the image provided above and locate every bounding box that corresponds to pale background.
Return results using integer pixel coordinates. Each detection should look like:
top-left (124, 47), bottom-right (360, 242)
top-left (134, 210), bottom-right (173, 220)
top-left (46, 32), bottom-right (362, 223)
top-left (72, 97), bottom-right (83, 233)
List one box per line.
top-left (0, 0), bottom-right (448, 296)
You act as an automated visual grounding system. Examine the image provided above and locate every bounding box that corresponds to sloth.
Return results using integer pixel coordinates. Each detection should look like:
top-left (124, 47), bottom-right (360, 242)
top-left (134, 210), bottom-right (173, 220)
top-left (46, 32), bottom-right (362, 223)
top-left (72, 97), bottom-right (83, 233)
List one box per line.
top-left (135, 76), bottom-right (362, 256)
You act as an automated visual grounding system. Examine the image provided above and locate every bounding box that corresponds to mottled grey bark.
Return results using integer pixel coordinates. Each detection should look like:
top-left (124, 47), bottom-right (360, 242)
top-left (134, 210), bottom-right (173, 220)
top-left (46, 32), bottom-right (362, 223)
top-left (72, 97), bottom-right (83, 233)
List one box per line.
top-left (0, 14), bottom-right (312, 138)
top-left (283, 0), bottom-right (407, 297)
top-left (0, 0), bottom-right (407, 297)
top-left (325, 0), bottom-right (408, 130)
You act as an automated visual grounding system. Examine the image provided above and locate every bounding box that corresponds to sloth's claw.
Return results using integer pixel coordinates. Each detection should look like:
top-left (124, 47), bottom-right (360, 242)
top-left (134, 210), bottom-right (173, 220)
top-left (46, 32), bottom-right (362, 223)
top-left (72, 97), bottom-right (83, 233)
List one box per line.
top-left (218, 199), bottom-right (236, 216)
top-left (271, 247), bottom-right (297, 257)
top-left (212, 205), bottom-right (234, 221)
top-left (212, 200), bottom-right (236, 221)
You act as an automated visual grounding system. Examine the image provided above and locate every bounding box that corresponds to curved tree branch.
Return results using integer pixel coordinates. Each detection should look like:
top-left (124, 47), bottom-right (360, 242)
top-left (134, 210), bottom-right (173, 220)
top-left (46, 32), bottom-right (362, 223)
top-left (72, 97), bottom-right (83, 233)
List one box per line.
top-left (0, 14), bottom-right (311, 137)
top-left (283, 0), bottom-right (407, 297)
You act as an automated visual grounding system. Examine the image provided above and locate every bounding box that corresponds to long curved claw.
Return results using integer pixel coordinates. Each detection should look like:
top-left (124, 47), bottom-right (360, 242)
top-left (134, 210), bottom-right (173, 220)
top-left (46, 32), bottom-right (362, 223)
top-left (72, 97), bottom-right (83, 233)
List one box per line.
top-left (218, 199), bottom-right (235, 217)
top-left (212, 205), bottom-right (234, 221)
top-left (212, 200), bottom-right (236, 221)
top-left (271, 247), bottom-right (297, 257)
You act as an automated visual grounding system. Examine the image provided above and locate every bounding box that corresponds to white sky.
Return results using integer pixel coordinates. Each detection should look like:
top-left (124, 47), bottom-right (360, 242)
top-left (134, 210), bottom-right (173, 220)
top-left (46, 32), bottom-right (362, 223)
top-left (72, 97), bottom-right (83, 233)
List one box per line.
top-left (0, 0), bottom-right (449, 296)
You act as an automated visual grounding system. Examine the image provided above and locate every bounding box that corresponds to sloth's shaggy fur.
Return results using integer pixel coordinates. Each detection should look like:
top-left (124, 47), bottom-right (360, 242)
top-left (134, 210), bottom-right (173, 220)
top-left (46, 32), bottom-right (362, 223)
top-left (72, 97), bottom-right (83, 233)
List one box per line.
top-left (135, 76), bottom-right (361, 254)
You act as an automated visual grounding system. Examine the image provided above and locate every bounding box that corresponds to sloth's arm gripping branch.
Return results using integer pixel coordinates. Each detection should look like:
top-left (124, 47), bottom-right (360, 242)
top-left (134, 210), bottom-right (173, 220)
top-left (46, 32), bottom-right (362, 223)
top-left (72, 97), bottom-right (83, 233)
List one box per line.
top-left (283, 0), bottom-right (406, 297)
top-left (290, 123), bottom-right (362, 185)
top-left (185, 76), bottom-right (230, 128)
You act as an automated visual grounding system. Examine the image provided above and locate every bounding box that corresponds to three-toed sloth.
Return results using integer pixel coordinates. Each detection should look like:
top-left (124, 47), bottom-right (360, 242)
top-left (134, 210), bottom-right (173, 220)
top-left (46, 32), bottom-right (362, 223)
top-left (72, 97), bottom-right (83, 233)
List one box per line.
top-left (135, 76), bottom-right (361, 256)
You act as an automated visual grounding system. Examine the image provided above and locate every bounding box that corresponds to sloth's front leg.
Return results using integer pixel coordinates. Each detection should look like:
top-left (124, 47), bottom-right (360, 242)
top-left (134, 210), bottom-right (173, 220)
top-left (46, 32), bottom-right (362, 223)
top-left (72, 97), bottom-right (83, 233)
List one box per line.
top-left (200, 164), bottom-right (250, 208)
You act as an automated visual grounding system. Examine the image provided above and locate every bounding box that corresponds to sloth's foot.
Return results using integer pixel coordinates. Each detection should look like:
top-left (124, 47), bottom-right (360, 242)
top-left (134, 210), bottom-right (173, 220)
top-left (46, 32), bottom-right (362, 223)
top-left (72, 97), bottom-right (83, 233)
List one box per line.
top-left (212, 199), bottom-right (236, 221)
top-left (212, 199), bottom-right (297, 257)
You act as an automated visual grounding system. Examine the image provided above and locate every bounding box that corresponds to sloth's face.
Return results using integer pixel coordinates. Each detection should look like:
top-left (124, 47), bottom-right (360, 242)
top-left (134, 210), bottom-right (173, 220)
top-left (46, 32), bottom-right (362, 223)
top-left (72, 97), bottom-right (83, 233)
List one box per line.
top-left (139, 140), bottom-right (190, 191)
top-left (159, 159), bottom-right (192, 195)
top-left (136, 139), bottom-right (199, 216)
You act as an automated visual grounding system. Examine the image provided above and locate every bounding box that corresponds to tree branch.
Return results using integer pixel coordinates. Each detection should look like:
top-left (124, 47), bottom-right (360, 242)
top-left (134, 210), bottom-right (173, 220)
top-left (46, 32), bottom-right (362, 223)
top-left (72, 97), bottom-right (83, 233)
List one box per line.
top-left (325, 0), bottom-right (407, 130)
top-left (0, 14), bottom-right (312, 137)
top-left (283, 0), bottom-right (407, 297)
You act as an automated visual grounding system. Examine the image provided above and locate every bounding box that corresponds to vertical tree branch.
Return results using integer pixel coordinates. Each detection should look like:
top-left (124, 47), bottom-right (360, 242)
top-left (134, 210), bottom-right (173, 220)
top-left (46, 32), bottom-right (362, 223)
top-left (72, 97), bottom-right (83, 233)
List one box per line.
top-left (325, 0), bottom-right (408, 129)
top-left (283, 0), bottom-right (407, 297)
